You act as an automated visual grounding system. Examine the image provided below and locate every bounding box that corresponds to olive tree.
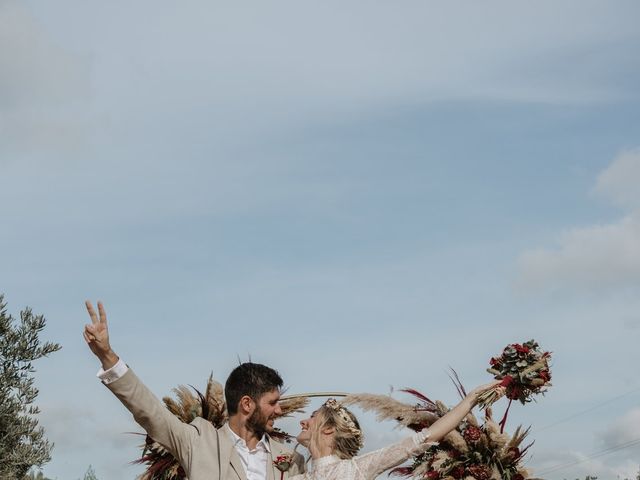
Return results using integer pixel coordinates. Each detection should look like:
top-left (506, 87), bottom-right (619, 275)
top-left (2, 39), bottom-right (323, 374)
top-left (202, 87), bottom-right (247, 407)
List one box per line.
top-left (0, 295), bottom-right (61, 478)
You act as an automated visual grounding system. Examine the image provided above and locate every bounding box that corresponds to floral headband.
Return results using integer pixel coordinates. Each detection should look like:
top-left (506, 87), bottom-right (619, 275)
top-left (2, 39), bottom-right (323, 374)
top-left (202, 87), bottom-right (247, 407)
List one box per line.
top-left (323, 398), bottom-right (364, 448)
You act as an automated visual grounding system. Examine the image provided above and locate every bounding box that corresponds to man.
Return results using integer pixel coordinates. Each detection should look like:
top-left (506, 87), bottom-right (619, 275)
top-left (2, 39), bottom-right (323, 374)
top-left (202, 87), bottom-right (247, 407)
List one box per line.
top-left (84, 301), bottom-right (304, 480)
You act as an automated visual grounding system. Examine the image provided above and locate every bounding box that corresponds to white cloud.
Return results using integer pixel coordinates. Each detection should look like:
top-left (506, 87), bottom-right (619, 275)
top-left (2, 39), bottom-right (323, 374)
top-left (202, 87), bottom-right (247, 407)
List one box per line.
top-left (17, 0), bottom-right (638, 148)
top-left (39, 403), bottom-right (139, 451)
top-left (516, 150), bottom-right (640, 293)
top-left (3, 0), bottom-right (638, 167)
top-left (0, 2), bottom-right (82, 106)
top-left (0, 1), bottom-right (90, 158)
top-left (516, 213), bottom-right (640, 292)
top-left (595, 149), bottom-right (640, 208)
top-left (600, 407), bottom-right (640, 452)
top-left (39, 402), bottom-right (145, 479)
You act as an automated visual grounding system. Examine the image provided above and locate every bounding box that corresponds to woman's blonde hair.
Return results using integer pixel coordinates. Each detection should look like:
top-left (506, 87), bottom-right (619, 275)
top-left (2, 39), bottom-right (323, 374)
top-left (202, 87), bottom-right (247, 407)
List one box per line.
top-left (311, 399), bottom-right (364, 459)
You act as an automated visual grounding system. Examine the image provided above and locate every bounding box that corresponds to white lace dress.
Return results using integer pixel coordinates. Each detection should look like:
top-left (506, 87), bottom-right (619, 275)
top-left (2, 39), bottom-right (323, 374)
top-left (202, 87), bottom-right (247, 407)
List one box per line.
top-left (290, 431), bottom-right (432, 480)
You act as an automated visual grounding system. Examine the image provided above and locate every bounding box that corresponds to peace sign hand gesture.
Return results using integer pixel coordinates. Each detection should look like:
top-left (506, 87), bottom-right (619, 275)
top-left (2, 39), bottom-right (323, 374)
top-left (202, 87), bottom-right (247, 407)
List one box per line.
top-left (84, 300), bottom-right (119, 370)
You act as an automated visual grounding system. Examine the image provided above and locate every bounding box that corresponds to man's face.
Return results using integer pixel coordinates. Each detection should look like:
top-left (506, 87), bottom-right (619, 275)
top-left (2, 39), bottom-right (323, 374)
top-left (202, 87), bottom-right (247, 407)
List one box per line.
top-left (247, 389), bottom-right (282, 435)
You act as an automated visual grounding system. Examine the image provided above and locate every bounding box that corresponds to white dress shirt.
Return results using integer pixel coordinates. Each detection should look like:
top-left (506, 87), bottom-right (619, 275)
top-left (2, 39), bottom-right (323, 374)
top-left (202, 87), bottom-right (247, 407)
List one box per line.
top-left (224, 424), bottom-right (271, 480)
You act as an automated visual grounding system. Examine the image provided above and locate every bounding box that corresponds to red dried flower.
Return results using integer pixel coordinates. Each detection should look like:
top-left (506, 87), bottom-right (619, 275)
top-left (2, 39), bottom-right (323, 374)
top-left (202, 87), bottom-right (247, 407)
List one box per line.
top-left (446, 449), bottom-right (461, 459)
top-left (467, 464), bottom-right (492, 480)
top-left (505, 446), bottom-right (521, 460)
top-left (450, 465), bottom-right (465, 479)
top-left (507, 385), bottom-right (523, 400)
top-left (463, 425), bottom-right (482, 443)
top-left (500, 375), bottom-right (515, 387)
top-left (425, 470), bottom-right (440, 480)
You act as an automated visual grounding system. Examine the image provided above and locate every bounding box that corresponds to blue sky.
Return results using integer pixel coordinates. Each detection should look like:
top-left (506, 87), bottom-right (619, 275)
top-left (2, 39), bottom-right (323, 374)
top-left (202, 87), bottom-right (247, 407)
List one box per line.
top-left (2, 1), bottom-right (640, 478)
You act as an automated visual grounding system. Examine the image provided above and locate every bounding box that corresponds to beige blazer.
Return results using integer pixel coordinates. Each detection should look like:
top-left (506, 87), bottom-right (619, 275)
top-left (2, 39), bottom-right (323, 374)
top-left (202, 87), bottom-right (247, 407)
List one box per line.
top-left (106, 369), bottom-right (304, 480)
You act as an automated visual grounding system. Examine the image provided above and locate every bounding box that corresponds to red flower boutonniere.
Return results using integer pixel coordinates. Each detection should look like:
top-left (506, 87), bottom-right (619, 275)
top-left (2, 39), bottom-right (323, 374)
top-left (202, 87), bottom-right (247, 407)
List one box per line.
top-left (274, 454), bottom-right (294, 480)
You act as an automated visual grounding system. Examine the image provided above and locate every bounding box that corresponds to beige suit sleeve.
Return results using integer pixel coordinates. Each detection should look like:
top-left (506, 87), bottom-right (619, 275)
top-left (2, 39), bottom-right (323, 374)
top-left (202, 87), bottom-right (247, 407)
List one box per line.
top-left (105, 368), bottom-right (198, 464)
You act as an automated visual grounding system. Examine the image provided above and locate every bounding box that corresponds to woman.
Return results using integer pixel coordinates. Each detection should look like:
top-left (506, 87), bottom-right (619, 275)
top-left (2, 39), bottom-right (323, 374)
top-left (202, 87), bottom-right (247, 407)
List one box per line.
top-left (292, 383), bottom-right (502, 480)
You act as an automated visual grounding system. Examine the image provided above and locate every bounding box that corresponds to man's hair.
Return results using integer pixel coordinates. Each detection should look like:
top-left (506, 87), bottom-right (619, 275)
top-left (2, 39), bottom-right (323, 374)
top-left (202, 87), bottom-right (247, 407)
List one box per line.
top-left (225, 362), bottom-right (283, 415)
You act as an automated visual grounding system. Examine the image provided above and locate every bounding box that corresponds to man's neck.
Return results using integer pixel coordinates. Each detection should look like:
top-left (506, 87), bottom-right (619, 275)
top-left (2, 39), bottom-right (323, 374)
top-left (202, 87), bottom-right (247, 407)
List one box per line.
top-left (227, 415), bottom-right (263, 450)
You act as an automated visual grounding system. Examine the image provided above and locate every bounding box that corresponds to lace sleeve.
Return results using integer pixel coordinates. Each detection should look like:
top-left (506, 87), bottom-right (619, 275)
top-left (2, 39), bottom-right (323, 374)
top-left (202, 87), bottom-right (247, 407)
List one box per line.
top-left (355, 430), bottom-right (434, 479)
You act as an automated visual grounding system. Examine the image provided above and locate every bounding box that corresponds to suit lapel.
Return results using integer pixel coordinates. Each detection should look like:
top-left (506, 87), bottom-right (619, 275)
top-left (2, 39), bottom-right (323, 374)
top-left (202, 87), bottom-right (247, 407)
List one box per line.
top-left (267, 451), bottom-right (275, 480)
top-left (218, 426), bottom-right (248, 480)
top-left (230, 449), bottom-right (248, 480)
top-left (267, 437), bottom-right (284, 480)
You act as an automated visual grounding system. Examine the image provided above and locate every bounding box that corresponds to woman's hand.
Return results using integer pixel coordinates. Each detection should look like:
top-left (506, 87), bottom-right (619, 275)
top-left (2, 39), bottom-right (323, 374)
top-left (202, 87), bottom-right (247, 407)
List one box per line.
top-left (422, 380), bottom-right (504, 443)
top-left (467, 380), bottom-right (505, 405)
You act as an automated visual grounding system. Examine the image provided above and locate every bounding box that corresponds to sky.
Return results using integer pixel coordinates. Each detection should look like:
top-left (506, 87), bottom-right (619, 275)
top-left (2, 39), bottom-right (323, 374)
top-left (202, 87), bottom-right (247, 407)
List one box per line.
top-left (1, 1), bottom-right (640, 478)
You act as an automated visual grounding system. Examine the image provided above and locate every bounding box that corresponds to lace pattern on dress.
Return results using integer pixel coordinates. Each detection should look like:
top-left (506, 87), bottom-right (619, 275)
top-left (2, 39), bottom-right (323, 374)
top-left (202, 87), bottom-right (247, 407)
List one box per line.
top-left (292, 431), bottom-right (434, 480)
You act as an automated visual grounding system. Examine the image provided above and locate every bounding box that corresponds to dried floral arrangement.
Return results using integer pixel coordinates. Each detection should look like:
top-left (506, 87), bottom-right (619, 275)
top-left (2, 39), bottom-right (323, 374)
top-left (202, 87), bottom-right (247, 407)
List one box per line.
top-left (344, 385), bottom-right (541, 480)
top-left (477, 340), bottom-right (552, 432)
top-left (478, 340), bottom-right (551, 406)
top-left (132, 374), bottom-right (309, 480)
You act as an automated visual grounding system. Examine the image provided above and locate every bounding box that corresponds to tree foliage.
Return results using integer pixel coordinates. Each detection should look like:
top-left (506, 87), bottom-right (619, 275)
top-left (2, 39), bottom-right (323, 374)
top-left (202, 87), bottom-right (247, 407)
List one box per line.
top-left (81, 465), bottom-right (99, 480)
top-left (22, 470), bottom-right (53, 480)
top-left (0, 294), bottom-right (61, 479)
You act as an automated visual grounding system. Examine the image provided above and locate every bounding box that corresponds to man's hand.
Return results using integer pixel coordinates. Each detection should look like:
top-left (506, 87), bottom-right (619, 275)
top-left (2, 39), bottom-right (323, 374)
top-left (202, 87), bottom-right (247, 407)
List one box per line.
top-left (84, 300), bottom-right (119, 370)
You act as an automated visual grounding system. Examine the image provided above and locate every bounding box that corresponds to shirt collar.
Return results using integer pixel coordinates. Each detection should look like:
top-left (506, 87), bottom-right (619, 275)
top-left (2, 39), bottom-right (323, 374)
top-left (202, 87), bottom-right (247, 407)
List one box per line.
top-left (225, 424), bottom-right (272, 453)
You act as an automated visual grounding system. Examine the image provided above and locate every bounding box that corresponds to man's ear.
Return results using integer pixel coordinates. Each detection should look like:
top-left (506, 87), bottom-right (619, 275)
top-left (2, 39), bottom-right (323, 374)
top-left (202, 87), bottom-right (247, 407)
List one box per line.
top-left (239, 395), bottom-right (255, 414)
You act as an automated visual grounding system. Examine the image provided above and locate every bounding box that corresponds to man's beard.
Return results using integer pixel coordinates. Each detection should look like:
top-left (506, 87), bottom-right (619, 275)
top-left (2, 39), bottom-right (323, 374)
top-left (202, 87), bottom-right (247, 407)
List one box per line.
top-left (247, 407), bottom-right (271, 438)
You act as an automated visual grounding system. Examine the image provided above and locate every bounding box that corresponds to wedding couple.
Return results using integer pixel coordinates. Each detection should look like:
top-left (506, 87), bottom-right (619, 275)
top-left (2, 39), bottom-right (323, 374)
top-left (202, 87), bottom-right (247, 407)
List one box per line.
top-left (84, 301), bottom-right (502, 480)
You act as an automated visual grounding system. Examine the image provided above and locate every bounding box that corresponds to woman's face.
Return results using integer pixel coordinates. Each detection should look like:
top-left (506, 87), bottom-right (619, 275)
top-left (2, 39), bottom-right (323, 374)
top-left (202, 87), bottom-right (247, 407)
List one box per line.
top-left (296, 410), bottom-right (318, 446)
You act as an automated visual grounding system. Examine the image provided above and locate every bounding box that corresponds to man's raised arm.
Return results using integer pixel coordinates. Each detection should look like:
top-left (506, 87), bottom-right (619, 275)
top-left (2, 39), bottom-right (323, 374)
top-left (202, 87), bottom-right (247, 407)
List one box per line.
top-left (82, 300), bottom-right (198, 467)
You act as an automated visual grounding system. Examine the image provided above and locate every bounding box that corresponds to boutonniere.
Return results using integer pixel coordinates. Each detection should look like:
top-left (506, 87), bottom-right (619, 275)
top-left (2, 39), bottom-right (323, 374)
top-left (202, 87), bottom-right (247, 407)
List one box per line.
top-left (274, 454), bottom-right (294, 480)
